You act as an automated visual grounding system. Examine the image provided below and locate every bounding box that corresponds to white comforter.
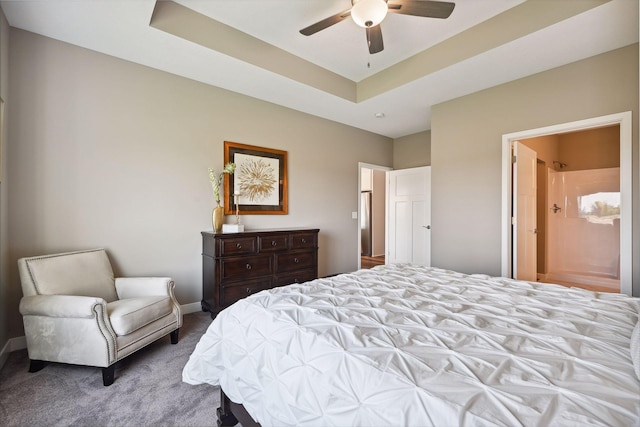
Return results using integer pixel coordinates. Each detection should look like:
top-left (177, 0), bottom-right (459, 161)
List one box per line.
top-left (183, 264), bottom-right (640, 426)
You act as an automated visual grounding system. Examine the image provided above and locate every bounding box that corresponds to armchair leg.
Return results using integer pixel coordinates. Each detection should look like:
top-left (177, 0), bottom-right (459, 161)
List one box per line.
top-left (170, 328), bottom-right (180, 344)
top-left (102, 365), bottom-right (115, 386)
top-left (28, 359), bottom-right (46, 373)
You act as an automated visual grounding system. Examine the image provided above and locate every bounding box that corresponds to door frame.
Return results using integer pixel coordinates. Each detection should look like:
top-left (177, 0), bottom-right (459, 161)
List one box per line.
top-left (501, 111), bottom-right (632, 295)
top-left (357, 162), bottom-right (392, 269)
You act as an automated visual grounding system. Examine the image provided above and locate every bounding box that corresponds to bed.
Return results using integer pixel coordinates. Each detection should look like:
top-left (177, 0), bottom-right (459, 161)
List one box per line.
top-left (183, 264), bottom-right (640, 426)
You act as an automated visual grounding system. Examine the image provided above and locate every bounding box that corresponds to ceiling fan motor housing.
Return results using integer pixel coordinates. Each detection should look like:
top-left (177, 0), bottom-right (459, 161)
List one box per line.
top-left (351, 0), bottom-right (389, 28)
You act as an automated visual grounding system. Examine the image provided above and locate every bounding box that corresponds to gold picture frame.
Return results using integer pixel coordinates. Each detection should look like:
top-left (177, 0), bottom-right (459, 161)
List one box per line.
top-left (223, 141), bottom-right (288, 215)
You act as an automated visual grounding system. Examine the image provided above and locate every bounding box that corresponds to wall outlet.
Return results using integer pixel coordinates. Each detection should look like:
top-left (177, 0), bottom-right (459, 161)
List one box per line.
top-left (352, 211), bottom-right (358, 219)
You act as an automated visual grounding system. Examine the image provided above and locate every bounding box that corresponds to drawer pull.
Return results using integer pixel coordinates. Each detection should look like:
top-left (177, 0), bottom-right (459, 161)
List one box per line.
top-left (246, 288), bottom-right (253, 294)
top-left (236, 243), bottom-right (242, 249)
top-left (301, 238), bottom-right (307, 243)
top-left (271, 240), bottom-right (277, 246)
top-left (294, 258), bottom-right (299, 263)
top-left (246, 263), bottom-right (252, 270)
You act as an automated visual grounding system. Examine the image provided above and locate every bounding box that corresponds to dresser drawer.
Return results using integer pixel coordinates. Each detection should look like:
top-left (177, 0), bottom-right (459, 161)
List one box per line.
top-left (275, 251), bottom-right (315, 273)
top-left (290, 233), bottom-right (317, 249)
top-left (275, 269), bottom-right (316, 287)
top-left (220, 255), bottom-right (272, 280)
top-left (220, 237), bottom-right (257, 256)
top-left (259, 235), bottom-right (289, 252)
top-left (221, 278), bottom-right (272, 306)
top-left (202, 229), bottom-right (318, 319)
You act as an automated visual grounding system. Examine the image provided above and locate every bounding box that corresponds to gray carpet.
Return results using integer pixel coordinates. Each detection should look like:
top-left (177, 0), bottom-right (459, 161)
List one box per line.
top-left (0, 311), bottom-right (221, 427)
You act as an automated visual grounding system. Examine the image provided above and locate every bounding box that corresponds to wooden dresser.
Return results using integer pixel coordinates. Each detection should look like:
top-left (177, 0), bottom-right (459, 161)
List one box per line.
top-left (201, 228), bottom-right (319, 318)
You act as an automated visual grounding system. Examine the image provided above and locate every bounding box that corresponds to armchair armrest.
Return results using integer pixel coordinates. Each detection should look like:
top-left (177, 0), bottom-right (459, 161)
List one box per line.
top-left (115, 277), bottom-right (175, 299)
top-left (19, 294), bottom-right (106, 318)
top-left (19, 294), bottom-right (117, 368)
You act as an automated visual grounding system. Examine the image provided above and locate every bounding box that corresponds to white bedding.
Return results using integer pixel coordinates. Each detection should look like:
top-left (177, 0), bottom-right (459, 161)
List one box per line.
top-left (183, 264), bottom-right (640, 426)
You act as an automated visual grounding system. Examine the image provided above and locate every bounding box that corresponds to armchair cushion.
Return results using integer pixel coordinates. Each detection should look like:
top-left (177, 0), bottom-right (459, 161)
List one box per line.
top-left (115, 277), bottom-right (175, 299)
top-left (107, 296), bottom-right (173, 336)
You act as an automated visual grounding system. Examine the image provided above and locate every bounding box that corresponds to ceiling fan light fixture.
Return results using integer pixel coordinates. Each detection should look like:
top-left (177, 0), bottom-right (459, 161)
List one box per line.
top-left (351, 0), bottom-right (388, 28)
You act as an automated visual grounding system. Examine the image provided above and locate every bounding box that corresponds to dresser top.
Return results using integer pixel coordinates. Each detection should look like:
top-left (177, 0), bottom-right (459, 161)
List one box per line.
top-left (202, 228), bottom-right (319, 237)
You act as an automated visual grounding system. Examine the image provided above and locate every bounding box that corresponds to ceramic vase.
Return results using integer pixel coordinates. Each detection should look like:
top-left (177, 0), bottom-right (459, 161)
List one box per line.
top-left (212, 202), bottom-right (224, 233)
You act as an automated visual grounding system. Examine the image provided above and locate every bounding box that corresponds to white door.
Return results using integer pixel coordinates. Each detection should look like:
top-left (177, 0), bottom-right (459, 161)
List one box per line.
top-left (513, 141), bottom-right (537, 281)
top-left (386, 167), bottom-right (431, 266)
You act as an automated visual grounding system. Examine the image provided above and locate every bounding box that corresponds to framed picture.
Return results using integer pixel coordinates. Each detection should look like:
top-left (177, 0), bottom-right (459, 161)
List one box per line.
top-left (223, 141), bottom-right (288, 215)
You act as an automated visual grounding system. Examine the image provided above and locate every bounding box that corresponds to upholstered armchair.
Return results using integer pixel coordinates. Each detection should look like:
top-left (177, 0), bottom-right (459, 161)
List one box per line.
top-left (18, 248), bottom-right (183, 386)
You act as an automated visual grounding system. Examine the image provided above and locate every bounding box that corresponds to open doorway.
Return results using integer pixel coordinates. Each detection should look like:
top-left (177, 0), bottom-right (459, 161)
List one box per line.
top-left (518, 126), bottom-right (620, 292)
top-left (358, 163), bottom-right (391, 269)
top-left (501, 112), bottom-right (632, 296)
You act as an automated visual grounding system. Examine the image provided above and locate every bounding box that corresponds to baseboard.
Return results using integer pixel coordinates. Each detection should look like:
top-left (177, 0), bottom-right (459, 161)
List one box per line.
top-left (181, 301), bottom-right (203, 315)
top-left (0, 335), bottom-right (27, 371)
top-left (5, 336), bottom-right (27, 352)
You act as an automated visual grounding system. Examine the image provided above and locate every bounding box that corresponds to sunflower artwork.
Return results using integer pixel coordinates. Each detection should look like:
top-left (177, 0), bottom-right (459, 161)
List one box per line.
top-left (223, 141), bottom-right (288, 215)
top-left (235, 154), bottom-right (278, 205)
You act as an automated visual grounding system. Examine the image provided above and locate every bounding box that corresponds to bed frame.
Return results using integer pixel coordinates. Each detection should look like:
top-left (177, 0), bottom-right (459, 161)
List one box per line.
top-left (217, 388), bottom-right (260, 427)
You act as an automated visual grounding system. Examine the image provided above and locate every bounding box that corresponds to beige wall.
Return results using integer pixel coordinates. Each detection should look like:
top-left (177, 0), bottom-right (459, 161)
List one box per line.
top-left (5, 29), bottom-right (392, 338)
top-left (520, 134), bottom-right (560, 168)
top-left (558, 126), bottom-right (620, 171)
top-left (393, 130), bottom-right (431, 169)
top-left (431, 44), bottom-right (638, 295)
top-left (489, 113), bottom-right (619, 172)
top-left (0, 7), bottom-right (9, 357)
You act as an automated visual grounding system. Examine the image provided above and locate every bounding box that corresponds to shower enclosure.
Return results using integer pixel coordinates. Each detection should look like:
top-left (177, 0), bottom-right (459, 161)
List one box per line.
top-left (545, 167), bottom-right (620, 290)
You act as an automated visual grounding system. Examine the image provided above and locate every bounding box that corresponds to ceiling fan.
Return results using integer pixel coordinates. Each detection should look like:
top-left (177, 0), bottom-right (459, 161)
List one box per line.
top-left (300, 0), bottom-right (455, 54)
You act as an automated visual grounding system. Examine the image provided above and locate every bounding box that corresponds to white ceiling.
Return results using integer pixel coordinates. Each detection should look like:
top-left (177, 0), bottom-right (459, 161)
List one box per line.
top-left (1, 0), bottom-right (638, 138)
top-left (177, 0), bottom-right (526, 82)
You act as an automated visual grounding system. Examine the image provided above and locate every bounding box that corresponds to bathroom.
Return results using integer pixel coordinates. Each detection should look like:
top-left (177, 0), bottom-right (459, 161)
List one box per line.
top-left (520, 125), bottom-right (620, 292)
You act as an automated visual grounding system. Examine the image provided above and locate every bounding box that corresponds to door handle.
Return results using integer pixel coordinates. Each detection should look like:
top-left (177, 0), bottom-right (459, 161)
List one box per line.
top-left (422, 225), bottom-right (431, 229)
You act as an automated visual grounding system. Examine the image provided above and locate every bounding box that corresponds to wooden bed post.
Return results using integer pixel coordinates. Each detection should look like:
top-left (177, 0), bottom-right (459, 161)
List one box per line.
top-left (216, 389), bottom-right (238, 427)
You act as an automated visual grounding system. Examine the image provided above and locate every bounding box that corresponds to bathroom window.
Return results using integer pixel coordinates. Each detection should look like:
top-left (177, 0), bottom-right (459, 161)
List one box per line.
top-left (578, 192), bottom-right (620, 224)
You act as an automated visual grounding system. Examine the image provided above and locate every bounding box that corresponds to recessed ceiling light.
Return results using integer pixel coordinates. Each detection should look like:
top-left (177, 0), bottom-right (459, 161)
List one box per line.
top-left (374, 112), bottom-right (385, 119)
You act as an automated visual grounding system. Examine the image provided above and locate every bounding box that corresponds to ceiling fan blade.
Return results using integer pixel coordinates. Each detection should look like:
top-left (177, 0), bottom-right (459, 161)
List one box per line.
top-left (387, 0), bottom-right (455, 19)
top-left (366, 25), bottom-right (384, 54)
top-left (300, 9), bottom-right (352, 36)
